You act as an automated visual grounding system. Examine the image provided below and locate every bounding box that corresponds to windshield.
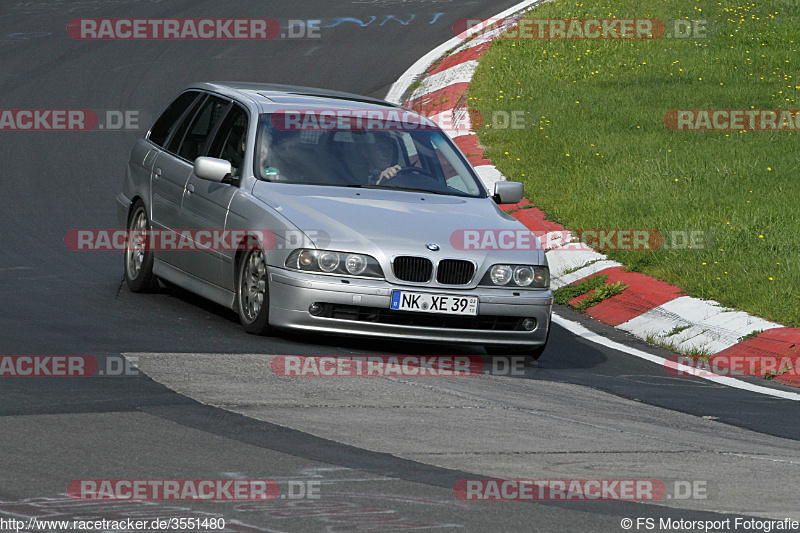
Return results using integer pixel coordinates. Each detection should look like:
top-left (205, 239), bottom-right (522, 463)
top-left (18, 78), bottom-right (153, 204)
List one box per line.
top-left (254, 113), bottom-right (486, 197)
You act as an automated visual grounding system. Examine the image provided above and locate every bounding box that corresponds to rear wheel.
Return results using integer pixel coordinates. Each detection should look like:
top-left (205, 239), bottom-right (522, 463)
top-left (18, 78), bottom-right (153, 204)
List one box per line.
top-left (124, 200), bottom-right (159, 292)
top-left (237, 248), bottom-right (273, 335)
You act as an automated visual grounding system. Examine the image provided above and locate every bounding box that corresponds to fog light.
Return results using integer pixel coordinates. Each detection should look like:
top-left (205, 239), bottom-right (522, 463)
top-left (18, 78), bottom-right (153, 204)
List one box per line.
top-left (521, 318), bottom-right (537, 331)
top-left (309, 303), bottom-right (323, 316)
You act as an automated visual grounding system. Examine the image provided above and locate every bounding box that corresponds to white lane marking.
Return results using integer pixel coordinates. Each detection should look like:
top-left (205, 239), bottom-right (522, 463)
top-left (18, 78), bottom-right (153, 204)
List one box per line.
top-left (472, 164), bottom-right (506, 187)
top-left (546, 248), bottom-right (618, 285)
top-left (408, 60), bottom-right (478, 99)
top-left (551, 260), bottom-right (622, 289)
top-left (618, 297), bottom-right (782, 353)
top-left (385, 0), bottom-right (548, 104)
top-left (427, 109), bottom-right (473, 137)
top-left (552, 312), bottom-right (800, 401)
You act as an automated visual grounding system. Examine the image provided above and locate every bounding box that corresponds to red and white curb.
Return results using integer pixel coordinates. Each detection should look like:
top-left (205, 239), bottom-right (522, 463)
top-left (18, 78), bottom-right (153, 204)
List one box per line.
top-left (386, 0), bottom-right (800, 391)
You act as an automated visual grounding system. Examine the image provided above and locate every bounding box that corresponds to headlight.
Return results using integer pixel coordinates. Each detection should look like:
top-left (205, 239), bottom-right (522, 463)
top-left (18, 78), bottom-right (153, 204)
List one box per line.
top-left (298, 250), bottom-right (315, 267)
top-left (490, 265), bottom-right (513, 285)
top-left (345, 254), bottom-right (368, 275)
top-left (513, 266), bottom-right (534, 286)
top-left (481, 265), bottom-right (549, 288)
top-left (318, 252), bottom-right (340, 272)
top-left (532, 267), bottom-right (549, 287)
top-left (285, 249), bottom-right (384, 278)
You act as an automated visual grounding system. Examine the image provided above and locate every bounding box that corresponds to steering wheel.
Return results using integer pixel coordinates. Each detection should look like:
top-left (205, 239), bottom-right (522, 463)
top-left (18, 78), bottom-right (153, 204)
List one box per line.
top-left (382, 166), bottom-right (449, 193)
top-left (394, 166), bottom-right (437, 180)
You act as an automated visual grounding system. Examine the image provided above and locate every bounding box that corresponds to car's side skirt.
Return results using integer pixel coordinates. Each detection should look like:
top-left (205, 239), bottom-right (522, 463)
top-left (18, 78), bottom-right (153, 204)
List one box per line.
top-left (153, 258), bottom-right (236, 310)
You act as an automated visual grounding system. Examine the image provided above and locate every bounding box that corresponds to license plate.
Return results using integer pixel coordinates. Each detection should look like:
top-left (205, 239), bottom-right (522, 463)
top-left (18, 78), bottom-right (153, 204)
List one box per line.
top-left (390, 290), bottom-right (478, 316)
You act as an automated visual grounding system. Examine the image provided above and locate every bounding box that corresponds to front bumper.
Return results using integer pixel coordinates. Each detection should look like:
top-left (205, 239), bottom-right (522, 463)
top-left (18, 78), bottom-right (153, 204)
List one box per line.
top-left (268, 267), bottom-right (552, 346)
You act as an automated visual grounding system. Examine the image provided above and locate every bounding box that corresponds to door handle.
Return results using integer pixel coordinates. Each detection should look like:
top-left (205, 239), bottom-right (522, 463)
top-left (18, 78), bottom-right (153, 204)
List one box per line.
top-left (186, 183), bottom-right (195, 196)
top-left (154, 168), bottom-right (161, 180)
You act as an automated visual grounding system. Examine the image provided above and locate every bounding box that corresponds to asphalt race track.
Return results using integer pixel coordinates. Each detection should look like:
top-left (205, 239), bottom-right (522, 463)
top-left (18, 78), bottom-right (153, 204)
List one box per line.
top-left (2, 1), bottom-right (800, 532)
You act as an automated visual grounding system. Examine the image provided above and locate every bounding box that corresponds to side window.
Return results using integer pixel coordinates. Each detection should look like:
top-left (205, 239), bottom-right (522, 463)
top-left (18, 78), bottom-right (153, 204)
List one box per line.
top-left (400, 132), bottom-right (421, 167)
top-left (164, 94), bottom-right (205, 155)
top-left (431, 139), bottom-right (458, 180)
top-left (148, 91), bottom-right (201, 148)
top-left (430, 136), bottom-right (481, 196)
top-left (207, 105), bottom-right (248, 177)
top-left (175, 96), bottom-right (229, 162)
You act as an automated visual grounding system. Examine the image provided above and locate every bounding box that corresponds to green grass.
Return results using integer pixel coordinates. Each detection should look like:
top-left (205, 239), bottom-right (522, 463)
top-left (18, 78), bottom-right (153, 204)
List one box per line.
top-left (573, 280), bottom-right (630, 312)
top-left (553, 274), bottom-right (609, 304)
top-left (562, 258), bottom-right (604, 275)
top-left (643, 333), bottom-right (713, 358)
top-left (469, 0), bottom-right (800, 326)
top-left (664, 324), bottom-right (692, 337)
top-left (737, 329), bottom-right (763, 342)
top-left (552, 274), bottom-right (630, 312)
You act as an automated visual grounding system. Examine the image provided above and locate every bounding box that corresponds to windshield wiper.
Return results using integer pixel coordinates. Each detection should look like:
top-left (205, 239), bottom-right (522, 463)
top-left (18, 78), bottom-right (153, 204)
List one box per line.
top-left (348, 184), bottom-right (452, 196)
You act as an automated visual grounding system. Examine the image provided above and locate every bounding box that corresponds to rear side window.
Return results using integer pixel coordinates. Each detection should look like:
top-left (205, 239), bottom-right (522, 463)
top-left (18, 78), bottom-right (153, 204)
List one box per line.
top-left (176, 96), bottom-right (229, 162)
top-left (148, 91), bottom-right (201, 148)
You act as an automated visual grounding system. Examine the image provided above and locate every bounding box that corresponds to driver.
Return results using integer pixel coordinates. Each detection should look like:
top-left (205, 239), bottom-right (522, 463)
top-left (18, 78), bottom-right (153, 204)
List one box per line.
top-left (365, 133), bottom-right (401, 185)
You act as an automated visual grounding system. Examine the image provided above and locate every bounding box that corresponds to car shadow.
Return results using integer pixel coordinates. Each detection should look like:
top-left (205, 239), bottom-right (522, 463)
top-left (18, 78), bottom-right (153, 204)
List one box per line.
top-left (148, 282), bottom-right (611, 373)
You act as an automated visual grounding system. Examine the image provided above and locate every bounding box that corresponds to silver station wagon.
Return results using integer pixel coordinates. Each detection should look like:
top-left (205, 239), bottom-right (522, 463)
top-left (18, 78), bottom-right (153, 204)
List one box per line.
top-left (116, 82), bottom-right (553, 357)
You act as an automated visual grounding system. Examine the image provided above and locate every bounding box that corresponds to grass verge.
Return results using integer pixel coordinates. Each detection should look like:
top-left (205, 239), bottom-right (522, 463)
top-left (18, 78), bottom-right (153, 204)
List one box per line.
top-left (469, 0), bottom-right (800, 326)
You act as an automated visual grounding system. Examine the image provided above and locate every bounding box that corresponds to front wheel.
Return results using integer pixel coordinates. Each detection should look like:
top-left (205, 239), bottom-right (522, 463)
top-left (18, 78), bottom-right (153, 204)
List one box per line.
top-left (124, 201), bottom-right (159, 292)
top-left (237, 248), bottom-right (273, 335)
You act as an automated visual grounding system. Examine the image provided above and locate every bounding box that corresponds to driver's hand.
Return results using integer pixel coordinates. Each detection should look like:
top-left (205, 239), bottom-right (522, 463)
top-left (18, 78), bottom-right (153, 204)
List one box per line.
top-left (376, 165), bottom-right (401, 185)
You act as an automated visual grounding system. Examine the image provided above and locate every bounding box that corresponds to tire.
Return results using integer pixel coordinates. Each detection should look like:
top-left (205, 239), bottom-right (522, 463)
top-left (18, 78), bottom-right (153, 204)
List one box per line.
top-left (124, 200), bottom-right (159, 292)
top-left (236, 248), bottom-right (273, 335)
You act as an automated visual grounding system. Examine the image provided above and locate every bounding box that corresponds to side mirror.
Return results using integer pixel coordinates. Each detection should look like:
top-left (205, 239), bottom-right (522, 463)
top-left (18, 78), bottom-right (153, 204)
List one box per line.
top-left (493, 181), bottom-right (524, 204)
top-left (194, 157), bottom-right (232, 183)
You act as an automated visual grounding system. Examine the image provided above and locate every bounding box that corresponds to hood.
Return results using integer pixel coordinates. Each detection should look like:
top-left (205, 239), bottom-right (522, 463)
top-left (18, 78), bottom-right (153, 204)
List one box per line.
top-left (252, 183), bottom-right (547, 266)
